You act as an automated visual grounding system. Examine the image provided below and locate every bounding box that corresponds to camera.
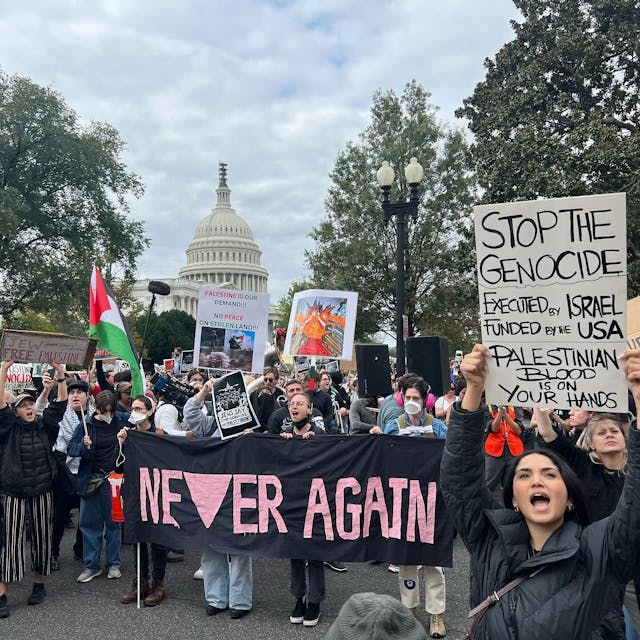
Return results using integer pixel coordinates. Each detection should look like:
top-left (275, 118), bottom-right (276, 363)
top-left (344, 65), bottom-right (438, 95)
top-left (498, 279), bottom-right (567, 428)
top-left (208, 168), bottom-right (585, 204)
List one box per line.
top-left (150, 372), bottom-right (197, 420)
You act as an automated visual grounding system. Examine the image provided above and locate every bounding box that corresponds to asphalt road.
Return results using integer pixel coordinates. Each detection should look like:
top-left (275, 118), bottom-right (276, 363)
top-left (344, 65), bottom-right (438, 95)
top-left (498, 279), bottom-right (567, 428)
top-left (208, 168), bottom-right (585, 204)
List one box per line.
top-left (1, 526), bottom-right (472, 640)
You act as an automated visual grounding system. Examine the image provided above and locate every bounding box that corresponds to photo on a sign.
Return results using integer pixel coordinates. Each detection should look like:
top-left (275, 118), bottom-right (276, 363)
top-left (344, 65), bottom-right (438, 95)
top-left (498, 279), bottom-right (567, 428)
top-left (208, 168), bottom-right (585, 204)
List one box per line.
top-left (180, 350), bottom-right (195, 373)
top-left (193, 288), bottom-right (269, 375)
top-left (212, 370), bottom-right (260, 439)
top-left (284, 289), bottom-right (358, 361)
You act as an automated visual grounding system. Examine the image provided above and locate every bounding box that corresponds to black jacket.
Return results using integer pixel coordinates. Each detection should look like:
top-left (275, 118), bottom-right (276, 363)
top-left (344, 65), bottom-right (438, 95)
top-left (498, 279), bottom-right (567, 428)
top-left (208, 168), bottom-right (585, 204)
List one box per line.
top-left (440, 403), bottom-right (640, 639)
top-left (0, 401), bottom-right (67, 497)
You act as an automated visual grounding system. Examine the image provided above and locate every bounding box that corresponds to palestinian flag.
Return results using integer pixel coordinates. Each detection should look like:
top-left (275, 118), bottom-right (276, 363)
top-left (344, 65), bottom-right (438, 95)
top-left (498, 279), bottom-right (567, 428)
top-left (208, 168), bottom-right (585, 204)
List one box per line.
top-left (89, 267), bottom-right (145, 398)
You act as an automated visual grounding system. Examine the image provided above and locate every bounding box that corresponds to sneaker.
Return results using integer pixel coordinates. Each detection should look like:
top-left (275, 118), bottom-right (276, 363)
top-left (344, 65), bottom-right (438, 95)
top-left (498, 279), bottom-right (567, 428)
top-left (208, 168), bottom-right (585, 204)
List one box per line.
top-left (166, 550), bottom-right (184, 563)
top-left (229, 608), bottom-right (251, 619)
top-left (27, 583), bottom-right (46, 606)
top-left (388, 564), bottom-right (399, 573)
top-left (107, 566), bottom-right (122, 579)
top-left (324, 560), bottom-right (347, 572)
top-left (429, 613), bottom-right (447, 638)
top-left (289, 597), bottom-right (306, 624)
top-left (193, 567), bottom-right (204, 580)
top-left (303, 602), bottom-right (320, 627)
top-left (77, 567), bottom-right (102, 583)
top-left (50, 556), bottom-right (60, 572)
top-left (0, 594), bottom-right (8, 618)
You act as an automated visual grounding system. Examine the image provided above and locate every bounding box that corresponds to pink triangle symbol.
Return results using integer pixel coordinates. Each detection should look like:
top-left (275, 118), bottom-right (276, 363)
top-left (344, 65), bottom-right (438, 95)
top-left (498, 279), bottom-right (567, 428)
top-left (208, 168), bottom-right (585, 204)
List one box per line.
top-left (183, 473), bottom-right (232, 528)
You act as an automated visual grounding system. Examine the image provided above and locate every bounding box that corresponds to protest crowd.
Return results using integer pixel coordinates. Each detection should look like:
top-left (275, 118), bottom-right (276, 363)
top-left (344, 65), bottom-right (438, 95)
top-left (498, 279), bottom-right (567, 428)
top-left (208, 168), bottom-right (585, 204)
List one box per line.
top-left (1, 328), bottom-right (640, 640)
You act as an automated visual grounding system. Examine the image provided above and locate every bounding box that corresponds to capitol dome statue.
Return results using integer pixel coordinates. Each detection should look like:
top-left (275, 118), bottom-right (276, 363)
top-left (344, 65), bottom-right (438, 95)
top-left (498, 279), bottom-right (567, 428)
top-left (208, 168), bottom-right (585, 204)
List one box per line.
top-left (131, 163), bottom-right (274, 329)
top-left (179, 162), bottom-right (268, 292)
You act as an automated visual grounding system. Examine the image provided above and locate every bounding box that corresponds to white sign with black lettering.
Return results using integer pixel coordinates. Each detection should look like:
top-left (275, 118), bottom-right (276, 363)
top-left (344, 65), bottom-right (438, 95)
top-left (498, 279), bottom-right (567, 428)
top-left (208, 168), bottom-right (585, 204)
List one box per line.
top-left (474, 192), bottom-right (627, 411)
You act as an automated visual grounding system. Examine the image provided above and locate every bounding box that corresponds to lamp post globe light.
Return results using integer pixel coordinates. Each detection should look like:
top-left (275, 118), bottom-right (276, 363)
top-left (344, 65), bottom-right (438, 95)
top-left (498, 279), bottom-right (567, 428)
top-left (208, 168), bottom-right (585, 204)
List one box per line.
top-left (376, 157), bottom-right (424, 376)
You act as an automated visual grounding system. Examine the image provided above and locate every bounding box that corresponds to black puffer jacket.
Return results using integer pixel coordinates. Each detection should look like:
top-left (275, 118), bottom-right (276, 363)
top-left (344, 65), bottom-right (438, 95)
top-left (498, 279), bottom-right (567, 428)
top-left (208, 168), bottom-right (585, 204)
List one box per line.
top-left (440, 403), bottom-right (640, 640)
top-left (0, 401), bottom-right (67, 497)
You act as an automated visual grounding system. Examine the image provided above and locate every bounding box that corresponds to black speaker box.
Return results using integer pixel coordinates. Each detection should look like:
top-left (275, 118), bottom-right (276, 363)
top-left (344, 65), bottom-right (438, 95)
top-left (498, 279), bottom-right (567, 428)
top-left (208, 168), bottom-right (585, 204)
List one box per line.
top-left (355, 344), bottom-right (392, 397)
top-left (406, 336), bottom-right (450, 397)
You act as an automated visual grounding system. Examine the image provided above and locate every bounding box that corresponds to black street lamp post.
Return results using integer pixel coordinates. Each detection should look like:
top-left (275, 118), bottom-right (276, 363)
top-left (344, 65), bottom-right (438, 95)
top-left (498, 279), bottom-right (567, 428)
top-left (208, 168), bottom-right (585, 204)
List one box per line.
top-left (376, 157), bottom-right (424, 376)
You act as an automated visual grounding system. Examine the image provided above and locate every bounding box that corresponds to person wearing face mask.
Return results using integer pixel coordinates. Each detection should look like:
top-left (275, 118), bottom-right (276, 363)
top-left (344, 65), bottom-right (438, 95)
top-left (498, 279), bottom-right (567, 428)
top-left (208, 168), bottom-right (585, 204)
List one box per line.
top-left (67, 390), bottom-right (129, 584)
top-left (117, 395), bottom-right (169, 607)
top-left (382, 377), bottom-right (449, 639)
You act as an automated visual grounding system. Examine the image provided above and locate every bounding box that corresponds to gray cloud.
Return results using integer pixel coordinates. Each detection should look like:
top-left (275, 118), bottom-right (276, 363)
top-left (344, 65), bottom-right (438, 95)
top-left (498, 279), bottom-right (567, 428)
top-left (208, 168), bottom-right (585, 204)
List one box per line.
top-left (0, 0), bottom-right (520, 301)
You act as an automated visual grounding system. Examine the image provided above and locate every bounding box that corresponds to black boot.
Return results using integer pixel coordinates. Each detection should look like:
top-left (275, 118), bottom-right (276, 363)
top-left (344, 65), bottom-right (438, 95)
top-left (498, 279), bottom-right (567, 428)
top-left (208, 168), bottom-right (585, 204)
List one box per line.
top-left (0, 594), bottom-right (8, 618)
top-left (28, 583), bottom-right (46, 606)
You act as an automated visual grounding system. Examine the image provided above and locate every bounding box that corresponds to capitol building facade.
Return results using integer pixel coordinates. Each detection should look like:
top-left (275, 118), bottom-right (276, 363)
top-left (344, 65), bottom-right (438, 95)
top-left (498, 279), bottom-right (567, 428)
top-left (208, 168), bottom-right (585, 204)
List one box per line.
top-left (132, 163), bottom-right (277, 333)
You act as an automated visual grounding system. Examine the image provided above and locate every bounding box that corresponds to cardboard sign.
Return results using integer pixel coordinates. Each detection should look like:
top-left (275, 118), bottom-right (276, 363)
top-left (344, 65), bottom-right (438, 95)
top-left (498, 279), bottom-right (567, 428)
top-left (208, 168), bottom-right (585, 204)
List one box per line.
top-left (628, 297), bottom-right (640, 350)
top-left (1, 330), bottom-right (97, 368)
top-left (474, 193), bottom-right (627, 411)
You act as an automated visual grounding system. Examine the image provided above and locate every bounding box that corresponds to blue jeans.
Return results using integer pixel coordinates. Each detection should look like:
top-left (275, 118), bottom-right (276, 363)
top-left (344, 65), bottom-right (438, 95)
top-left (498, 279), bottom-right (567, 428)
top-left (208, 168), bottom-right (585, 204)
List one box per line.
top-left (625, 606), bottom-right (640, 640)
top-left (201, 550), bottom-right (252, 610)
top-left (79, 480), bottom-right (121, 570)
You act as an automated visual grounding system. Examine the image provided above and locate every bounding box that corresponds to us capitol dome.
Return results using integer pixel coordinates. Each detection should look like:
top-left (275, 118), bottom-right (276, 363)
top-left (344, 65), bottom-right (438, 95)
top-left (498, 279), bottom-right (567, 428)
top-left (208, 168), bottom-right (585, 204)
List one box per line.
top-left (131, 162), bottom-right (275, 331)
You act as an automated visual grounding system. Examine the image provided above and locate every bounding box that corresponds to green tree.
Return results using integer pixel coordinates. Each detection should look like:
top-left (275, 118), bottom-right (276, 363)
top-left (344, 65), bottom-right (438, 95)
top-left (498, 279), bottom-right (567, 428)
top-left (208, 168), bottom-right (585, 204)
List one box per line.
top-left (307, 81), bottom-right (479, 348)
top-left (276, 279), bottom-right (316, 329)
top-left (129, 309), bottom-right (196, 365)
top-left (457, 0), bottom-right (640, 296)
top-left (2, 309), bottom-right (59, 332)
top-left (0, 71), bottom-right (148, 326)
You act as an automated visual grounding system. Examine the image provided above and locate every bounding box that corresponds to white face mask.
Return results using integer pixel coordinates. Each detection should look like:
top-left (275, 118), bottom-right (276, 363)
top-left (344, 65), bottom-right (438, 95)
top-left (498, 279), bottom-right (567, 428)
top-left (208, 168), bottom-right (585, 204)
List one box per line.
top-left (404, 399), bottom-right (423, 416)
top-left (99, 412), bottom-right (113, 424)
top-left (129, 411), bottom-right (147, 425)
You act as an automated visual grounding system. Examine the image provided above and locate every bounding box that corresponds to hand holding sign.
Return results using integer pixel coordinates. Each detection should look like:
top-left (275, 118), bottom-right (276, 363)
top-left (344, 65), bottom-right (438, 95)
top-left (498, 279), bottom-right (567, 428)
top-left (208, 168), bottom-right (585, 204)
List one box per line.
top-left (623, 350), bottom-right (640, 410)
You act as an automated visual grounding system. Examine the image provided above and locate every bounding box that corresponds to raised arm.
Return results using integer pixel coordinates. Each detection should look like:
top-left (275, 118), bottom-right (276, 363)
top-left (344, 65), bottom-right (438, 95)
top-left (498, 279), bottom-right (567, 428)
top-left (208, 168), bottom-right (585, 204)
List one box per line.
top-left (0, 359), bottom-right (14, 410)
top-left (183, 379), bottom-right (217, 437)
top-left (594, 349), bottom-right (640, 583)
top-left (441, 345), bottom-right (500, 552)
top-left (534, 407), bottom-right (557, 443)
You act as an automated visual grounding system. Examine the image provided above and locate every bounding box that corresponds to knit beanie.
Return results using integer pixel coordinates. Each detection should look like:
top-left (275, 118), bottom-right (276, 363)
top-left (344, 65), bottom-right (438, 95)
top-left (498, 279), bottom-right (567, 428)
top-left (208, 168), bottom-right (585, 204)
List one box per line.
top-left (325, 592), bottom-right (427, 640)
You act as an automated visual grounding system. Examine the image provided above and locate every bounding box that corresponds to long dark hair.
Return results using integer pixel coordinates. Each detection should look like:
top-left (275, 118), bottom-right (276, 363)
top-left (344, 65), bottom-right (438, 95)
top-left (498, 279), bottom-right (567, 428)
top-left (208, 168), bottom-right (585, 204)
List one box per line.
top-left (502, 449), bottom-right (590, 527)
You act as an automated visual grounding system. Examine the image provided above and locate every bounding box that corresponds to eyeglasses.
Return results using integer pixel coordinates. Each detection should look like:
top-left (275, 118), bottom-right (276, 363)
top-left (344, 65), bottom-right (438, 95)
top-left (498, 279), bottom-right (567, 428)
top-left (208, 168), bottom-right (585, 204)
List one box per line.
top-left (289, 401), bottom-right (308, 407)
top-left (264, 377), bottom-right (275, 383)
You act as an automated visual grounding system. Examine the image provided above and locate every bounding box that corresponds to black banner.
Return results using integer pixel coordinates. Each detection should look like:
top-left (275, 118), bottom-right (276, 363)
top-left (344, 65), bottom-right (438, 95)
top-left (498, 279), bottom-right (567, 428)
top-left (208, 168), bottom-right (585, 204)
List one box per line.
top-left (122, 432), bottom-right (453, 566)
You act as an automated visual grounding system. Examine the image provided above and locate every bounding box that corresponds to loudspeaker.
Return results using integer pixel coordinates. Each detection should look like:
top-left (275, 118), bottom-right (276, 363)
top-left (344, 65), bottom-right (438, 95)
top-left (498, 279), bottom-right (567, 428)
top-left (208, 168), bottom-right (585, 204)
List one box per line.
top-left (355, 344), bottom-right (392, 397)
top-left (406, 336), bottom-right (450, 397)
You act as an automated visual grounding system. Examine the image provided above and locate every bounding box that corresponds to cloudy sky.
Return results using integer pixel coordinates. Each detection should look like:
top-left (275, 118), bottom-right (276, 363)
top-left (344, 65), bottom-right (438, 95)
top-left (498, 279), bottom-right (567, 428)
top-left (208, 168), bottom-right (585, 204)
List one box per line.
top-left (0, 0), bottom-right (520, 303)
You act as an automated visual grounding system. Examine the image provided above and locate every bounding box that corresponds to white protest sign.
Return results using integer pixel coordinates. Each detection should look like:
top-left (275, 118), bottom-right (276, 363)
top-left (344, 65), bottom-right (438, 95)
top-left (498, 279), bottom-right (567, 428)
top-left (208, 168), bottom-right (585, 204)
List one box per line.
top-left (284, 289), bottom-right (358, 361)
top-left (5, 363), bottom-right (34, 391)
top-left (474, 192), bottom-right (627, 411)
top-left (1, 330), bottom-right (98, 368)
top-left (193, 288), bottom-right (269, 375)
